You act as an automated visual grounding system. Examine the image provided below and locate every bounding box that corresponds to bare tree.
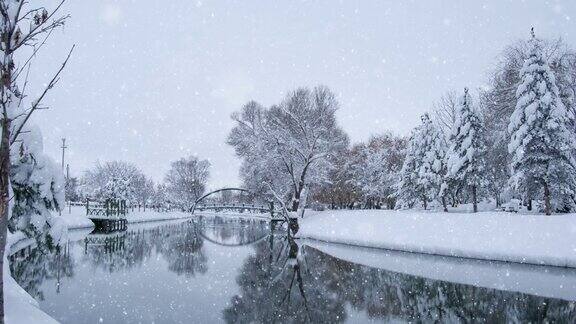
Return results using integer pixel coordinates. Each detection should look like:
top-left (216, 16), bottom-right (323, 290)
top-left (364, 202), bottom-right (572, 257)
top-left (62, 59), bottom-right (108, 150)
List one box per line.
top-left (432, 90), bottom-right (458, 138)
top-left (0, 1), bottom-right (72, 320)
top-left (164, 156), bottom-right (210, 211)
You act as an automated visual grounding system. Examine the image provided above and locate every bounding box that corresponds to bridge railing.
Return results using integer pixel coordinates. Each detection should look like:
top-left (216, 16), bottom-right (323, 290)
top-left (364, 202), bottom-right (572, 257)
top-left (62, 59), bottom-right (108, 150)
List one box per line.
top-left (84, 199), bottom-right (128, 220)
top-left (195, 203), bottom-right (270, 213)
top-left (195, 203), bottom-right (284, 219)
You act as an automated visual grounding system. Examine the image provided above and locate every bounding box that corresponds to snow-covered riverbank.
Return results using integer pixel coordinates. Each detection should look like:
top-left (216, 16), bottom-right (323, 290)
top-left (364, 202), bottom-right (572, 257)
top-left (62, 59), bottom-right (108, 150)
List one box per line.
top-left (298, 210), bottom-right (576, 268)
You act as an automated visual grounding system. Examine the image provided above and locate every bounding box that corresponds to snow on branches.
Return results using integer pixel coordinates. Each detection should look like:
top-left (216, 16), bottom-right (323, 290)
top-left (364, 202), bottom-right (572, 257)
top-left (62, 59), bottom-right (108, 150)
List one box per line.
top-left (508, 30), bottom-right (576, 214)
top-left (10, 125), bottom-right (65, 246)
top-left (395, 114), bottom-right (446, 210)
top-left (0, 0), bottom-right (72, 253)
top-left (227, 86), bottom-right (348, 215)
top-left (443, 88), bottom-right (487, 212)
top-left (164, 156), bottom-right (210, 211)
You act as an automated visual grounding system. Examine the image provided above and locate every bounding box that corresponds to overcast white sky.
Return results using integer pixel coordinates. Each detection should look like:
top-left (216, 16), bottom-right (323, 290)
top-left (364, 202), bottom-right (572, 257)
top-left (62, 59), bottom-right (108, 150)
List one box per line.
top-left (29, 0), bottom-right (576, 189)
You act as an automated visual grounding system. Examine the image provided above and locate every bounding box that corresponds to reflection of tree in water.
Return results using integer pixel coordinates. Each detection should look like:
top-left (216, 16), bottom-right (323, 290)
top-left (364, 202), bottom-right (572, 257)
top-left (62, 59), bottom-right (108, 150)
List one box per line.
top-left (82, 230), bottom-right (155, 273)
top-left (9, 244), bottom-right (74, 301)
top-left (224, 235), bottom-right (346, 323)
top-left (225, 241), bottom-right (576, 323)
top-left (158, 222), bottom-right (208, 277)
top-left (10, 221), bottom-right (212, 301)
top-left (82, 221), bottom-right (209, 278)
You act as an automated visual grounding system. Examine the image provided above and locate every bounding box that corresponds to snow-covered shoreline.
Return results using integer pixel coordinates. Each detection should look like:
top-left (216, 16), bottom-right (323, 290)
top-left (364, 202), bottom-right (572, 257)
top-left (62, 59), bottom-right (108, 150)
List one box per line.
top-left (298, 209), bottom-right (576, 268)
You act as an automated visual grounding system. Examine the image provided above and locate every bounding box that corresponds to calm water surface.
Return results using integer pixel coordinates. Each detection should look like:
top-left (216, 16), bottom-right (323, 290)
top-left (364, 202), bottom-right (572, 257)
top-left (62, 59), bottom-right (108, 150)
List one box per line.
top-left (9, 216), bottom-right (576, 323)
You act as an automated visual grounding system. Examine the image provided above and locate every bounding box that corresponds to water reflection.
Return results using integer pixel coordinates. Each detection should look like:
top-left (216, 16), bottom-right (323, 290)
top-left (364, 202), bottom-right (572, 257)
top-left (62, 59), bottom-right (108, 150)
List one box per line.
top-left (10, 243), bottom-right (74, 301)
top-left (8, 217), bottom-right (576, 323)
top-left (226, 237), bottom-right (576, 323)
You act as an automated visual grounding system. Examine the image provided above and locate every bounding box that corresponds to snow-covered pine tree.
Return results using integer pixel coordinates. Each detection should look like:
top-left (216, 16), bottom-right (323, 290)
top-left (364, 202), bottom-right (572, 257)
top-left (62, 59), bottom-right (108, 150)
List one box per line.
top-left (395, 114), bottom-right (446, 210)
top-left (10, 126), bottom-right (66, 247)
top-left (508, 29), bottom-right (576, 215)
top-left (443, 88), bottom-right (486, 213)
top-left (395, 128), bottom-right (420, 209)
top-left (417, 114), bottom-right (448, 211)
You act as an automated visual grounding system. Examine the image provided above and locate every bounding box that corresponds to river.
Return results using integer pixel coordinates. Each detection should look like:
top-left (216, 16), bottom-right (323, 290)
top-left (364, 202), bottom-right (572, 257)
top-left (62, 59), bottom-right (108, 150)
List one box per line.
top-left (8, 216), bottom-right (576, 323)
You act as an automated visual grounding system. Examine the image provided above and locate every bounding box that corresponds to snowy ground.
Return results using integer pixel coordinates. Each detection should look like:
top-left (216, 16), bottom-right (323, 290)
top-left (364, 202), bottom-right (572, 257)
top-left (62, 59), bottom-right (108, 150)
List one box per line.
top-left (4, 260), bottom-right (58, 324)
top-left (298, 209), bottom-right (576, 268)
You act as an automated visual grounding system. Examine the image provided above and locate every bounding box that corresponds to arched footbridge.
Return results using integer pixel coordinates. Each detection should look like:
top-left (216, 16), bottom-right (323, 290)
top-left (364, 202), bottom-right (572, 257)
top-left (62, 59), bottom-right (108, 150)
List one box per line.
top-left (191, 188), bottom-right (285, 222)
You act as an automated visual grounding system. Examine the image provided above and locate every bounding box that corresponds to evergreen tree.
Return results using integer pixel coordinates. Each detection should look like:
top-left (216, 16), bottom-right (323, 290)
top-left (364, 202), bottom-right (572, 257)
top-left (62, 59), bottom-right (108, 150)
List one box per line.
top-left (10, 126), bottom-right (65, 246)
top-left (395, 128), bottom-right (420, 209)
top-left (395, 114), bottom-right (446, 209)
top-left (417, 114), bottom-right (448, 211)
top-left (508, 29), bottom-right (576, 215)
top-left (443, 88), bottom-right (486, 212)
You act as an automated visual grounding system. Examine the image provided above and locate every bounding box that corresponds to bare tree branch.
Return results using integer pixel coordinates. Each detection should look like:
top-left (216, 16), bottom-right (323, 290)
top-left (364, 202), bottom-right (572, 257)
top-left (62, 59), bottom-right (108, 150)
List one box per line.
top-left (10, 45), bottom-right (74, 145)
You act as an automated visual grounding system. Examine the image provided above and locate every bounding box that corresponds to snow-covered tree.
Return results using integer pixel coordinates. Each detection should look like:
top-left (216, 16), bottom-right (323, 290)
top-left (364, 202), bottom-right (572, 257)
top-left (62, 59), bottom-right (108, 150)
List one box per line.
top-left (227, 86), bottom-right (348, 225)
top-left (508, 30), bottom-right (576, 215)
top-left (102, 177), bottom-right (131, 202)
top-left (349, 133), bottom-right (406, 209)
top-left (309, 149), bottom-right (361, 210)
top-left (81, 161), bottom-right (144, 203)
top-left (65, 176), bottom-right (80, 202)
top-left (417, 114), bottom-right (448, 210)
top-left (164, 156), bottom-right (210, 211)
top-left (395, 114), bottom-right (446, 210)
top-left (395, 129), bottom-right (420, 209)
top-left (132, 174), bottom-right (155, 210)
top-left (0, 1), bottom-right (71, 316)
top-left (10, 126), bottom-right (65, 245)
top-left (443, 88), bottom-right (487, 212)
top-left (151, 184), bottom-right (169, 210)
top-left (480, 34), bottom-right (576, 207)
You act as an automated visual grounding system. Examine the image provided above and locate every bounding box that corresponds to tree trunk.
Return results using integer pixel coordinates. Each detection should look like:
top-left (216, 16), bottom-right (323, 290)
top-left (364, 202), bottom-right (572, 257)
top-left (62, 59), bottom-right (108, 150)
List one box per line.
top-left (472, 185), bottom-right (478, 213)
top-left (442, 196), bottom-right (448, 212)
top-left (0, 117), bottom-right (11, 323)
top-left (291, 189), bottom-right (300, 212)
top-left (544, 181), bottom-right (551, 216)
top-left (527, 199), bottom-right (532, 211)
top-left (422, 196), bottom-right (427, 210)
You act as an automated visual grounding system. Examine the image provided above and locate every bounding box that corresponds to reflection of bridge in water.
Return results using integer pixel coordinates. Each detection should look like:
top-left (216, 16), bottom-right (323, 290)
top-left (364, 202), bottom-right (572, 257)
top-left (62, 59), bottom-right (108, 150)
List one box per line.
top-left (82, 217), bottom-right (279, 254)
top-left (84, 231), bottom-right (126, 254)
top-left (200, 229), bottom-right (269, 247)
top-left (195, 217), bottom-right (272, 247)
